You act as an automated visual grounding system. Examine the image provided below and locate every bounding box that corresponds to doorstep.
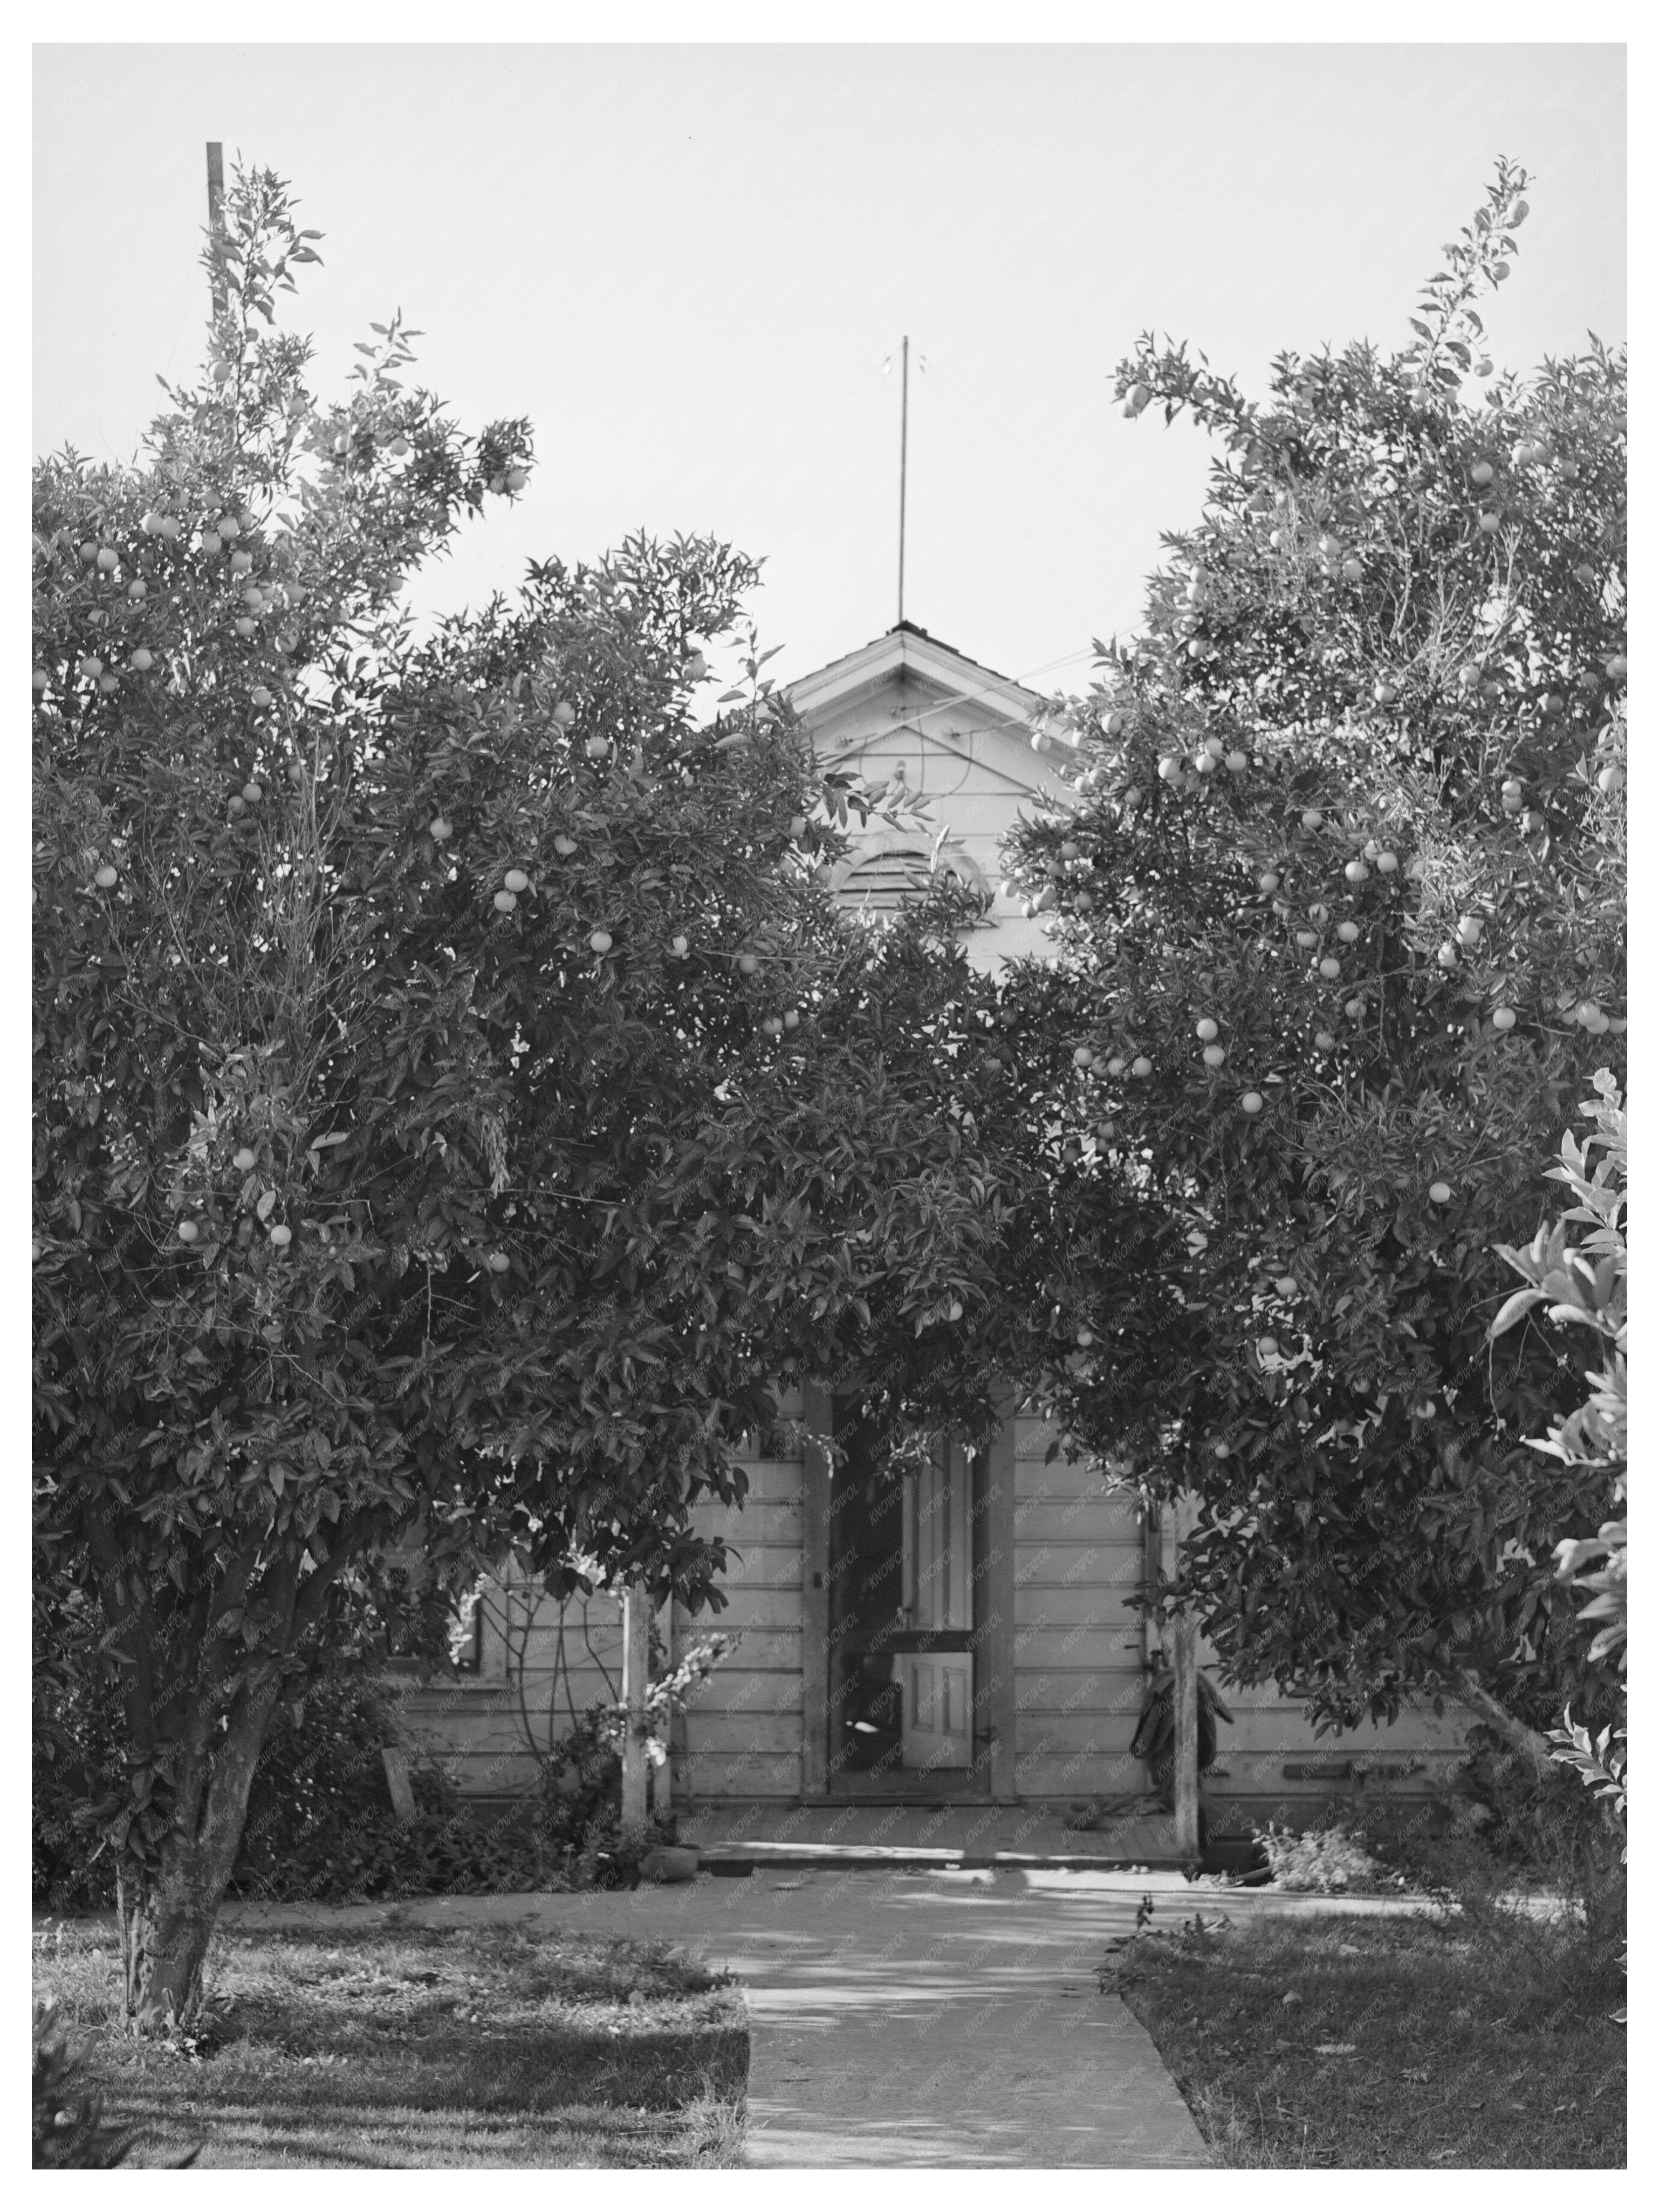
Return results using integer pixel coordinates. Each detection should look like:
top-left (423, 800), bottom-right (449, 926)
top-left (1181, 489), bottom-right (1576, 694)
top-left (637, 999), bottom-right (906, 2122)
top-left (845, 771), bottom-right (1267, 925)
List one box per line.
top-left (694, 1841), bottom-right (1191, 1874)
top-left (673, 1800), bottom-right (1184, 1865)
top-left (685, 1854), bottom-right (1450, 1907)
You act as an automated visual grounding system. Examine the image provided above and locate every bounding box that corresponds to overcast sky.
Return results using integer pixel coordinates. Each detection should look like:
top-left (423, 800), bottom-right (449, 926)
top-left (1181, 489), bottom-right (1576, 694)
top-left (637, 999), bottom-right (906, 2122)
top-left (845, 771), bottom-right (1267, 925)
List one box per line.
top-left (33, 41), bottom-right (1625, 704)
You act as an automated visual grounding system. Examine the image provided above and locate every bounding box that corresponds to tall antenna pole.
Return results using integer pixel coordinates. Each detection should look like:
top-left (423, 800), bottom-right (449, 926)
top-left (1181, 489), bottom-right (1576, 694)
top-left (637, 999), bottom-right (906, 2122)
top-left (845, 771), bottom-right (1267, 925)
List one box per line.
top-left (206, 142), bottom-right (227, 319)
top-left (897, 334), bottom-right (909, 626)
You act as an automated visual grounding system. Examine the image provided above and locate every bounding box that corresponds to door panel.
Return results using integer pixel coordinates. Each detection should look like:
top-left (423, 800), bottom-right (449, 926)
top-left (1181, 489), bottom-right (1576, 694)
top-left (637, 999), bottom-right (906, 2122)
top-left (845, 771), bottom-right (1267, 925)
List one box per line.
top-left (901, 1440), bottom-right (973, 1768)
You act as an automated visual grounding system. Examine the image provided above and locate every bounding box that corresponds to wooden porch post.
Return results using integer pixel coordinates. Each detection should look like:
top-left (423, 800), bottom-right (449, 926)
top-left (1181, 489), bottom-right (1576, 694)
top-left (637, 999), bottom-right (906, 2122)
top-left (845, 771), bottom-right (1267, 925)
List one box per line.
top-left (1171, 1615), bottom-right (1200, 1860)
top-left (984, 1396), bottom-right (1019, 1802)
top-left (620, 1582), bottom-right (651, 1829)
top-left (800, 1383), bottom-right (833, 1798)
top-left (1170, 1491), bottom-right (1200, 1861)
top-left (653, 1596), bottom-right (674, 1818)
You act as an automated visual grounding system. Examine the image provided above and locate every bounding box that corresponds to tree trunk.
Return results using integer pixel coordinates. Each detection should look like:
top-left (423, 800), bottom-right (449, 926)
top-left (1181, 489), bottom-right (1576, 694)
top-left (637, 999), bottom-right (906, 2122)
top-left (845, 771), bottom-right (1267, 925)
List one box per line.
top-left (116, 1710), bottom-right (272, 2034)
top-left (118, 1858), bottom-right (225, 2033)
top-left (91, 1509), bottom-right (369, 2036)
top-left (1455, 1668), bottom-right (1556, 1784)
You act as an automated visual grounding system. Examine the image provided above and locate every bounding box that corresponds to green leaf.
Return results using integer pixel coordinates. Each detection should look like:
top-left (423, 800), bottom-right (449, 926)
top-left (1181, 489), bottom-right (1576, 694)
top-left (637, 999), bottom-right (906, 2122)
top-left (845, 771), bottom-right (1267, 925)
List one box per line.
top-left (1488, 1287), bottom-right (1544, 1340)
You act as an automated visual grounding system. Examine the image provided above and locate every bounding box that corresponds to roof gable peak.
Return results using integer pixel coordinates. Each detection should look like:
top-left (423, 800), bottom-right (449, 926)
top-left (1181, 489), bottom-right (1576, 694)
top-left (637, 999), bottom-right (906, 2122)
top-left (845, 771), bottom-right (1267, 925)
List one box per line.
top-left (787, 622), bottom-right (1047, 725)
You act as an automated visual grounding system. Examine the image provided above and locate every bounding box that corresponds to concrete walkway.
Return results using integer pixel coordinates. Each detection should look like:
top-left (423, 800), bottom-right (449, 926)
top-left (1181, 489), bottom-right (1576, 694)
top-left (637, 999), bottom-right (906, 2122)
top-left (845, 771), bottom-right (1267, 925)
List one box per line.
top-left (47, 1870), bottom-right (1464, 2166)
top-left (699, 1868), bottom-right (1212, 2166)
top-left (213, 1868), bottom-right (1215, 2167)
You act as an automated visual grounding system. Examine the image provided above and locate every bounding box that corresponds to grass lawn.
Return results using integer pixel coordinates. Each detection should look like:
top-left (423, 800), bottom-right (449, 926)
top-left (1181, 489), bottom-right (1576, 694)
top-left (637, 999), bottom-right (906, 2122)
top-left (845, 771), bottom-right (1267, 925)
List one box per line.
top-left (33, 1914), bottom-right (747, 2168)
top-left (1108, 1906), bottom-right (1625, 2168)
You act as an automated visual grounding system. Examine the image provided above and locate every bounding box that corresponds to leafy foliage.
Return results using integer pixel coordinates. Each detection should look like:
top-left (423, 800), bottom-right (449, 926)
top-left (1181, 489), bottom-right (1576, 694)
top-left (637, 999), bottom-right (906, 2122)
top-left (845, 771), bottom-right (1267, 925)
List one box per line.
top-left (33, 1555), bottom-right (127, 1910)
top-left (231, 1671), bottom-right (502, 1902)
top-left (34, 1641), bottom-right (539, 1909)
top-left (1546, 1710), bottom-right (1626, 1832)
top-left (472, 1573), bottom-right (730, 1887)
top-left (33, 1999), bottom-right (134, 2167)
top-left (1492, 1073), bottom-right (1626, 1670)
top-left (995, 161), bottom-right (1626, 1736)
top-left (32, 160), bottom-right (1014, 2024)
top-left (530, 1705), bottom-right (677, 1889)
top-left (1546, 1712), bottom-right (1627, 2018)
top-left (1491, 1071), bottom-right (1625, 1981)
top-left (32, 1996), bottom-right (198, 2168)
top-left (1251, 1818), bottom-right (1389, 1893)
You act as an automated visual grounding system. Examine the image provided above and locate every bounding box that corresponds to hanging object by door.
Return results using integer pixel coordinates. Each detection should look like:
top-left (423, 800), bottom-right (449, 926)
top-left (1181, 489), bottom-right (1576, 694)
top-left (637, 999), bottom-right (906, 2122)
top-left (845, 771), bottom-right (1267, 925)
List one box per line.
top-left (900, 1437), bottom-right (973, 1769)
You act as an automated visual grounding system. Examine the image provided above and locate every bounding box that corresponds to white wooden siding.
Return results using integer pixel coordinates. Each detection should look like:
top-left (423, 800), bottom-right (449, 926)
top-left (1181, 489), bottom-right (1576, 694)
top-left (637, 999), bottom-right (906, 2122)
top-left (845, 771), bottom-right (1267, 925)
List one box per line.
top-left (674, 1416), bottom-right (808, 1803)
top-left (1010, 1413), bottom-right (1146, 1800)
top-left (404, 1392), bottom-right (1474, 1812)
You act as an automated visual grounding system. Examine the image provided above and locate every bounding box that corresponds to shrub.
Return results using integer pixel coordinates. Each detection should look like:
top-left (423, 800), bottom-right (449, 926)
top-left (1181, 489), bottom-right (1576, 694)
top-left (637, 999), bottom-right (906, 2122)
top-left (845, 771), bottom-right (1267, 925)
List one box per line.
top-left (1364, 1795), bottom-right (1625, 2024)
top-left (34, 1659), bottom-right (541, 1911)
top-left (31, 1996), bottom-right (200, 2168)
top-left (1436, 1842), bottom-right (1626, 2022)
top-left (1433, 1712), bottom-right (1625, 1902)
top-left (33, 1998), bottom-right (134, 2167)
top-left (33, 1735), bottom-right (121, 1912)
top-left (231, 1670), bottom-right (443, 1902)
top-left (32, 1572), bottom-right (126, 1912)
top-left (533, 1704), bottom-right (676, 1889)
top-left (36, 1642), bottom-right (720, 1909)
top-left (232, 1672), bottom-right (550, 1902)
top-left (1253, 1817), bottom-right (1394, 1892)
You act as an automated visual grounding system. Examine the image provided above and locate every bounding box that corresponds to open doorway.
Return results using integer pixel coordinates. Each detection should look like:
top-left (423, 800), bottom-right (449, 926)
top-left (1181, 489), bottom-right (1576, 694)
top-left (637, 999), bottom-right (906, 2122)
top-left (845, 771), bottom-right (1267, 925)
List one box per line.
top-left (825, 1405), bottom-right (990, 1797)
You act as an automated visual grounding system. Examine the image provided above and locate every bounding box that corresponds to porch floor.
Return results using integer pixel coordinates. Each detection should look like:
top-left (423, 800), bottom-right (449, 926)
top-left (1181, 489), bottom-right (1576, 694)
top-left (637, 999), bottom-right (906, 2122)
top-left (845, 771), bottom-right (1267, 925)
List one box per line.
top-left (670, 1798), bottom-right (1192, 1866)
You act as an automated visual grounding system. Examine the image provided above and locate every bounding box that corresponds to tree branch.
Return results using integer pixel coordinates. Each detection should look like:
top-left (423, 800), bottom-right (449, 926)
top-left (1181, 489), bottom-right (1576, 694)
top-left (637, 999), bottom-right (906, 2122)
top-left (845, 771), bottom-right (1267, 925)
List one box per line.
top-left (1456, 1668), bottom-right (1556, 1782)
top-left (84, 1501), bottom-right (162, 1762)
top-left (288, 1511), bottom-right (374, 1639)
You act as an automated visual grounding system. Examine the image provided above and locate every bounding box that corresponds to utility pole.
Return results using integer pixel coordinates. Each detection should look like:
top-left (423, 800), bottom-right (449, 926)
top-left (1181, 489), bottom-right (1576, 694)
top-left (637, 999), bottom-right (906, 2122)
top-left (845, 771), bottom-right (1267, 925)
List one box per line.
top-left (206, 142), bottom-right (228, 319)
top-left (897, 334), bottom-right (909, 626)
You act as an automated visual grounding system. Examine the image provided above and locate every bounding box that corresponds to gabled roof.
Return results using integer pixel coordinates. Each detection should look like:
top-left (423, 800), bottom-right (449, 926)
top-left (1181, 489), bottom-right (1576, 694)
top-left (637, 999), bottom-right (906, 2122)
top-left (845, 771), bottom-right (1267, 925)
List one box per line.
top-left (785, 620), bottom-right (1076, 969)
top-left (790, 619), bottom-right (1044, 710)
top-left (786, 621), bottom-right (1057, 792)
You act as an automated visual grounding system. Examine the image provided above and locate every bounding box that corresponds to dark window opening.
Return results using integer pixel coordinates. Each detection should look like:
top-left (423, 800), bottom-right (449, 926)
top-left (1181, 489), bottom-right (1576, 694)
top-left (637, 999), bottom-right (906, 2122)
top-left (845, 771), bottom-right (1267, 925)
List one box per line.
top-left (384, 1594), bottom-right (484, 1677)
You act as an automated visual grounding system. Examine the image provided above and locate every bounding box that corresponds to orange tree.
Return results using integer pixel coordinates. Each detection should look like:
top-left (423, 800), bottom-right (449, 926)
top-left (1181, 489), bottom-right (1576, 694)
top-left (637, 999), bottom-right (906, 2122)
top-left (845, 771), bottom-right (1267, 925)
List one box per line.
top-left (32, 164), bottom-right (1021, 2027)
top-left (995, 161), bottom-right (1626, 1754)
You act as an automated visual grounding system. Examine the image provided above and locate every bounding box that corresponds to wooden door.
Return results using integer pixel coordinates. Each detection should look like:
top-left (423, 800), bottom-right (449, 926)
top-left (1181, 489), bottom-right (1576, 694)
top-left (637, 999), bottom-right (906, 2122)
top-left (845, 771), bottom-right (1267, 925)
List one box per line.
top-left (900, 1438), bottom-right (973, 1769)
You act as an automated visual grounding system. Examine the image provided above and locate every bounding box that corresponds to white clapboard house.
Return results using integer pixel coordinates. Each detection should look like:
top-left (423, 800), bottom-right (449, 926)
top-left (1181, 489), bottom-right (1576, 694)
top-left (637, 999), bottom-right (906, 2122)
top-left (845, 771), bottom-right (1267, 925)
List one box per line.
top-left (397, 622), bottom-right (1472, 1849)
